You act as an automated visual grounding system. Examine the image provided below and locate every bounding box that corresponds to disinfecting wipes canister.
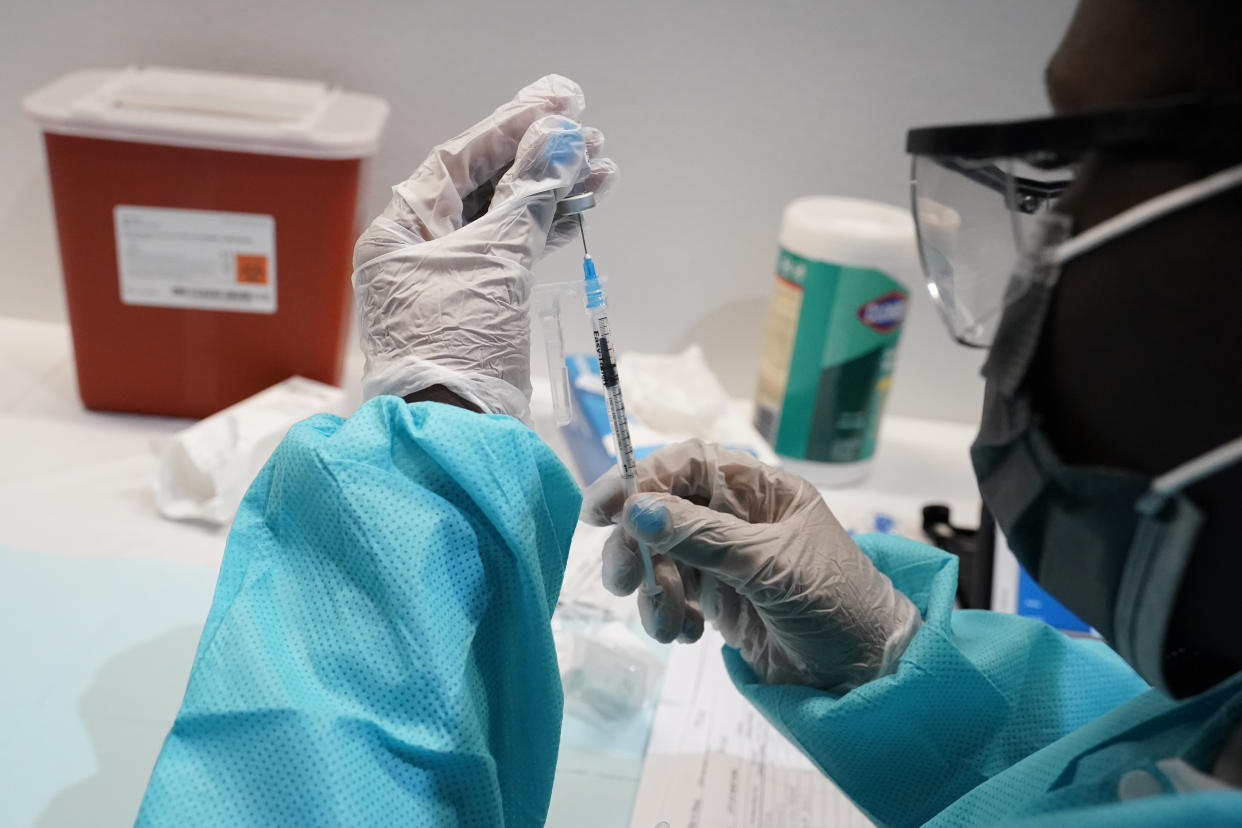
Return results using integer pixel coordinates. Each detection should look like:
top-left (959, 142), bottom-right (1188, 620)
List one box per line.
top-left (754, 197), bottom-right (917, 486)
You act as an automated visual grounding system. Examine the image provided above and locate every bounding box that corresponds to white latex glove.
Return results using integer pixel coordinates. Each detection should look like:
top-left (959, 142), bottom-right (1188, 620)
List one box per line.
top-left (353, 74), bottom-right (618, 422)
top-left (581, 440), bottom-right (923, 693)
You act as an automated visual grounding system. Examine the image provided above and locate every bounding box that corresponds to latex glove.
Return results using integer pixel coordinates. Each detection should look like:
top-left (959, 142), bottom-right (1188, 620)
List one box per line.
top-left (581, 440), bottom-right (923, 693)
top-left (352, 74), bottom-right (618, 422)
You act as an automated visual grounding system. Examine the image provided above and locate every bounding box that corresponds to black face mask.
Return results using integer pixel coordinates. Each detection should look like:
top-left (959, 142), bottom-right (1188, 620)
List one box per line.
top-left (969, 187), bottom-right (1242, 693)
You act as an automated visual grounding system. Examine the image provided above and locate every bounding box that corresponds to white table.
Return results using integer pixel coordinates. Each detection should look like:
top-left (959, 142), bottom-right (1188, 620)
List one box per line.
top-left (0, 316), bottom-right (981, 827)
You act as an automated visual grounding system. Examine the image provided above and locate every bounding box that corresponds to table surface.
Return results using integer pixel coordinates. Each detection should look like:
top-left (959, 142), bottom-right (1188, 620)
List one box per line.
top-left (0, 316), bottom-right (982, 827)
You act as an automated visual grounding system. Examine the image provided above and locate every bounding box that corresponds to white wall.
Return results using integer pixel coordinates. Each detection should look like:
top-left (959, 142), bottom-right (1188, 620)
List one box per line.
top-left (0, 0), bottom-right (1077, 423)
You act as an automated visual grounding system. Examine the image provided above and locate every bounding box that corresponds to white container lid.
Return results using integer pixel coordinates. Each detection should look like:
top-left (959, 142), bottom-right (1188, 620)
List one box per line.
top-left (779, 196), bottom-right (917, 285)
top-left (24, 67), bottom-right (389, 159)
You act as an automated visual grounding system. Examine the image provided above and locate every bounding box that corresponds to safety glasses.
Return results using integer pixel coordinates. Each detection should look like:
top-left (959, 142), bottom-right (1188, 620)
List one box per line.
top-left (906, 96), bottom-right (1242, 347)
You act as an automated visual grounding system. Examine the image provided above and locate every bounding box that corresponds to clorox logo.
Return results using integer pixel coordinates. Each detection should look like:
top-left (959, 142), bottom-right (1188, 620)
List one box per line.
top-left (857, 291), bottom-right (908, 333)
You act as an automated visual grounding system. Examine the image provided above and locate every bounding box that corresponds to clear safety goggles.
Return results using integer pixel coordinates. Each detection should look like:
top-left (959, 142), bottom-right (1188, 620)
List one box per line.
top-left (906, 97), bottom-right (1242, 347)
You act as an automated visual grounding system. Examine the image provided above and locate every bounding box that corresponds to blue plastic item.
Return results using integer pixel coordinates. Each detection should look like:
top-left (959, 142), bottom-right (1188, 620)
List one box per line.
top-left (560, 353), bottom-right (646, 484)
top-left (1016, 566), bottom-right (1094, 634)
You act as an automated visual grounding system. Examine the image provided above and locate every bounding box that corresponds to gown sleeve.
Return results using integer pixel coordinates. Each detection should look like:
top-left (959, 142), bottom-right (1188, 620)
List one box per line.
top-left (727, 533), bottom-right (1151, 828)
top-left (137, 397), bottom-right (581, 828)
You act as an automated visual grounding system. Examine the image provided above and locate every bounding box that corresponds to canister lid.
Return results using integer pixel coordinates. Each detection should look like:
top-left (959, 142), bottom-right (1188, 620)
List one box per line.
top-left (779, 196), bottom-right (917, 283)
top-left (23, 67), bottom-right (389, 159)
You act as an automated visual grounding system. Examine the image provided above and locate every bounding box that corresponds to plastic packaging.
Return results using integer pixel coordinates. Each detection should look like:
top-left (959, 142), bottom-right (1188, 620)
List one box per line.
top-left (23, 67), bottom-right (389, 417)
top-left (753, 197), bottom-right (918, 486)
top-left (533, 281), bottom-right (581, 426)
top-left (533, 277), bottom-right (611, 427)
top-left (553, 619), bottom-right (663, 724)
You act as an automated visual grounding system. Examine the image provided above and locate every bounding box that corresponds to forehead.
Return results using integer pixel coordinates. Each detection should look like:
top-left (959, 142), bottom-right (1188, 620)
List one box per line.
top-left (1044, 0), bottom-right (1201, 113)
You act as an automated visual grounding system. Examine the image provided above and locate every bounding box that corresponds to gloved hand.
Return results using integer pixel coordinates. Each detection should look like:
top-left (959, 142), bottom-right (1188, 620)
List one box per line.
top-left (581, 441), bottom-right (923, 693)
top-left (352, 74), bottom-right (618, 422)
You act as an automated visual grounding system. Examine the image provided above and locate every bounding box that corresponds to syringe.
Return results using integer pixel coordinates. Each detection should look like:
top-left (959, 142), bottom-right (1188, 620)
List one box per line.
top-left (571, 209), bottom-right (661, 595)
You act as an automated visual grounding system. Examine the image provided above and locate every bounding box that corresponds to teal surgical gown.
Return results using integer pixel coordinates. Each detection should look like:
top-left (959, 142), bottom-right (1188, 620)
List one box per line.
top-left (138, 398), bottom-right (1242, 826)
top-left (730, 533), bottom-right (1242, 826)
top-left (138, 399), bottom-right (580, 827)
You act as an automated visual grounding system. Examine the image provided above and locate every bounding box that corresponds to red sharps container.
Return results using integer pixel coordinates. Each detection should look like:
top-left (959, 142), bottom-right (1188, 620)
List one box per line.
top-left (23, 67), bottom-right (389, 417)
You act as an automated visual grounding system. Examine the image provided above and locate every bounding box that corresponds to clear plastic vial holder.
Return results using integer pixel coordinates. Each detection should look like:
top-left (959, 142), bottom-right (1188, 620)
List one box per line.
top-left (532, 276), bottom-right (607, 426)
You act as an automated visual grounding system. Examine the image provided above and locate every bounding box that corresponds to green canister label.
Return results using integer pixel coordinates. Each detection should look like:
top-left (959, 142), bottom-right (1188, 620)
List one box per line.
top-left (754, 248), bottom-right (907, 463)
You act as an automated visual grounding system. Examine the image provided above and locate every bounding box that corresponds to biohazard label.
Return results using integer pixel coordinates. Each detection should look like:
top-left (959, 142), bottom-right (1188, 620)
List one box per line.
top-left (114, 206), bottom-right (276, 313)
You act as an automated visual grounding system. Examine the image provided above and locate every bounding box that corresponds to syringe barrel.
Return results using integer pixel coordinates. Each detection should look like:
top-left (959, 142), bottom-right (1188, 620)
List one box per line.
top-left (592, 316), bottom-right (619, 385)
top-left (582, 270), bottom-right (661, 595)
top-left (620, 466), bottom-right (640, 499)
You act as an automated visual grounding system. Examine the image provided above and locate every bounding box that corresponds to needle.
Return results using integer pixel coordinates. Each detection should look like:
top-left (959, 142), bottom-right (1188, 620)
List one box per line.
top-left (577, 213), bottom-right (589, 255)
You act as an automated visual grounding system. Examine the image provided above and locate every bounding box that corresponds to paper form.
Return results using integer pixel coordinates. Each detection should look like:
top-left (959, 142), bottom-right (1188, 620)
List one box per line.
top-left (628, 628), bottom-right (872, 828)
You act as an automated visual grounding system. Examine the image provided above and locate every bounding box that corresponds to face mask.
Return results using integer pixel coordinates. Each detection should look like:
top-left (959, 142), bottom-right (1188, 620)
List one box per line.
top-left (971, 163), bottom-right (1242, 693)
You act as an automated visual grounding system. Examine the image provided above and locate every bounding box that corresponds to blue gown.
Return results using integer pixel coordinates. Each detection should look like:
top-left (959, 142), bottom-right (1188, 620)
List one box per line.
top-left (730, 533), bottom-right (1242, 826)
top-left (137, 399), bottom-right (580, 827)
top-left (139, 399), bottom-right (1242, 826)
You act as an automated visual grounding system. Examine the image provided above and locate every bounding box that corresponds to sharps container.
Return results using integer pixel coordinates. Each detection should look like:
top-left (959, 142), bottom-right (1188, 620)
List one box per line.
top-left (753, 197), bottom-right (917, 486)
top-left (23, 67), bottom-right (389, 417)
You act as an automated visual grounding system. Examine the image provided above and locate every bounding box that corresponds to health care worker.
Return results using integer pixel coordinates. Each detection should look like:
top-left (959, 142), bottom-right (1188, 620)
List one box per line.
top-left (138, 75), bottom-right (619, 827)
top-left (138, 3), bottom-right (1242, 827)
top-left (587, 2), bottom-right (1242, 825)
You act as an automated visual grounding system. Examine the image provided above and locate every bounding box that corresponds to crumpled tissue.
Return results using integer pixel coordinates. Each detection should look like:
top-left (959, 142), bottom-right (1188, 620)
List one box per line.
top-left (617, 344), bottom-right (780, 466)
top-left (153, 376), bottom-right (346, 525)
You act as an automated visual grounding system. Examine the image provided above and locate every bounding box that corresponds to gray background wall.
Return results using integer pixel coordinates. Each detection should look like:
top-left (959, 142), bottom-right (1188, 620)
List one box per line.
top-left (0, 0), bottom-right (1078, 423)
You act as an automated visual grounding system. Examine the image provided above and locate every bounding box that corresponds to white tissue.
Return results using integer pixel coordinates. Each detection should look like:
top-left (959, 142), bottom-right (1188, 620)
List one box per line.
top-left (153, 376), bottom-right (346, 525)
top-left (618, 345), bottom-right (780, 466)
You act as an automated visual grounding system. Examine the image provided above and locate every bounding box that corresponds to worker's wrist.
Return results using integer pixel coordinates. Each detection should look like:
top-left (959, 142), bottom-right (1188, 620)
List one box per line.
top-left (362, 359), bottom-right (533, 424)
top-left (402, 384), bottom-right (484, 413)
top-left (876, 597), bottom-right (924, 678)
